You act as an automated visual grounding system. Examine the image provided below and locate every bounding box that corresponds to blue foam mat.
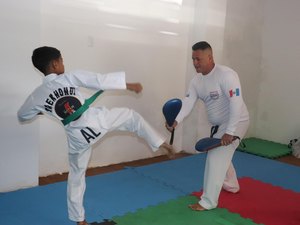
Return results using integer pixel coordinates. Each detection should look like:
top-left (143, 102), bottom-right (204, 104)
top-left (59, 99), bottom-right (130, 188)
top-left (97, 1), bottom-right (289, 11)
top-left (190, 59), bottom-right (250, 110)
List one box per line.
top-left (84, 168), bottom-right (184, 220)
top-left (0, 181), bottom-right (72, 225)
top-left (233, 151), bottom-right (300, 192)
top-left (133, 151), bottom-right (300, 193)
top-left (1, 151), bottom-right (300, 225)
top-left (131, 153), bottom-right (206, 194)
top-left (0, 168), bottom-right (184, 224)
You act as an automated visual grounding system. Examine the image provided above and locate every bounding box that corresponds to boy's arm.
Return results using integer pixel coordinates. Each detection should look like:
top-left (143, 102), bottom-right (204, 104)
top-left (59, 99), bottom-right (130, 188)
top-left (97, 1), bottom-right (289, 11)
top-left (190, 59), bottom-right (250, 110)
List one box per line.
top-left (126, 83), bottom-right (143, 93)
top-left (17, 95), bottom-right (40, 122)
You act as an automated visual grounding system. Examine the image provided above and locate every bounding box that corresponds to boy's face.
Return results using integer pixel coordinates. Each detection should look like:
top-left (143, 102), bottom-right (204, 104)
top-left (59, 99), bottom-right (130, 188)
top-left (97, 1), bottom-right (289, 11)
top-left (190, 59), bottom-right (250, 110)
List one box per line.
top-left (52, 56), bottom-right (65, 75)
top-left (55, 56), bottom-right (65, 75)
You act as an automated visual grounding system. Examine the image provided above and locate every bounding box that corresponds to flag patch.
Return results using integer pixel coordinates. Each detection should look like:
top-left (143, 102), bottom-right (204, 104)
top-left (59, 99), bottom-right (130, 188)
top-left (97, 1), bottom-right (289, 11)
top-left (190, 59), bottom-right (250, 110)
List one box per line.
top-left (229, 88), bottom-right (240, 97)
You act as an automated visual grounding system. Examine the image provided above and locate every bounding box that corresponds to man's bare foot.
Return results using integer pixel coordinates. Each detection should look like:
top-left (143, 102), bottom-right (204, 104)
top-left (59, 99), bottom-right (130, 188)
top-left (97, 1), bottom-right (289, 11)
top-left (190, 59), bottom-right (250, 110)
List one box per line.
top-left (160, 142), bottom-right (176, 159)
top-left (77, 220), bottom-right (89, 225)
top-left (188, 203), bottom-right (207, 211)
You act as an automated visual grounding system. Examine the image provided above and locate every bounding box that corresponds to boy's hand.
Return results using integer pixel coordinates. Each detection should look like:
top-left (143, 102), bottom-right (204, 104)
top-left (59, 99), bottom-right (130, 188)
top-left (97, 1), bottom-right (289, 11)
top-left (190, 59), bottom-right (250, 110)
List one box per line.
top-left (126, 83), bottom-right (143, 93)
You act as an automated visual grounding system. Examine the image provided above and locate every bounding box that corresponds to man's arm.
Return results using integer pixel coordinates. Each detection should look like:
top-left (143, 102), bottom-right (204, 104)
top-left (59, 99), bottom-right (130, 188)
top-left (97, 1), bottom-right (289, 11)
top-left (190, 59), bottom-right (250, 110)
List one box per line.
top-left (165, 78), bottom-right (198, 132)
top-left (220, 70), bottom-right (244, 145)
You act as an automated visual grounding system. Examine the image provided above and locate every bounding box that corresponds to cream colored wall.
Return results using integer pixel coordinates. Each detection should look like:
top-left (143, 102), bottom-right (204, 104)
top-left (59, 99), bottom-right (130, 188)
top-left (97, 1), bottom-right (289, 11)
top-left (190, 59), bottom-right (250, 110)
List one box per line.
top-left (36, 0), bottom-right (194, 176)
top-left (181, 0), bottom-right (264, 153)
top-left (256, 0), bottom-right (300, 143)
top-left (181, 0), bottom-right (229, 153)
top-left (2, 0), bottom-right (299, 192)
top-left (0, 1), bottom-right (40, 192)
top-left (222, 0), bottom-right (264, 138)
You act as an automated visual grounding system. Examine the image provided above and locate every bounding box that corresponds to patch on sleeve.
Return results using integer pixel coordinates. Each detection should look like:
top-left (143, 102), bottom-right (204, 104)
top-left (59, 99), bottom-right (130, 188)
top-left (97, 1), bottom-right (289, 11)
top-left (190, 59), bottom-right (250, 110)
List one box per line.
top-left (229, 88), bottom-right (240, 97)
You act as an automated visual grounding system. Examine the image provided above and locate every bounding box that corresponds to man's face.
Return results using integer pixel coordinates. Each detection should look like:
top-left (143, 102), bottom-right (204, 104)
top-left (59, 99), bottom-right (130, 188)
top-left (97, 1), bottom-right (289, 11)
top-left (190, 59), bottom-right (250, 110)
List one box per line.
top-left (192, 49), bottom-right (213, 75)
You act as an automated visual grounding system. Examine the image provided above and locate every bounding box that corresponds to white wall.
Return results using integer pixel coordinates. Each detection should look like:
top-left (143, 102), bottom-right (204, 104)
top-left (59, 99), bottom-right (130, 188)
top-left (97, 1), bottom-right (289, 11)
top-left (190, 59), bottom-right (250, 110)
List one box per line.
top-left (0, 1), bottom-right (40, 192)
top-left (2, 0), bottom-right (300, 192)
top-left (181, 0), bottom-right (264, 151)
top-left (38, 0), bottom-right (193, 175)
top-left (0, 0), bottom-right (193, 191)
top-left (257, 0), bottom-right (300, 143)
top-left (222, 0), bottom-right (264, 137)
top-left (181, 0), bottom-right (229, 153)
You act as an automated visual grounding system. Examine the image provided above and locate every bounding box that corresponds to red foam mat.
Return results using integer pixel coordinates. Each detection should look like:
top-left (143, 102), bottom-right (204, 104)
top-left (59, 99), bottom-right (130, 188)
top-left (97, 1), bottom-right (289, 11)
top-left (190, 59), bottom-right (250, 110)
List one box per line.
top-left (192, 177), bottom-right (300, 225)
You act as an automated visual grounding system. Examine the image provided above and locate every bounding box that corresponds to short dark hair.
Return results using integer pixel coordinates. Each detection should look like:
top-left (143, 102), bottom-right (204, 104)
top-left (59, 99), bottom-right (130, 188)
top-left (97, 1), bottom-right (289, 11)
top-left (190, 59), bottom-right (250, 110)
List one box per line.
top-left (32, 46), bottom-right (61, 74)
top-left (192, 41), bottom-right (212, 51)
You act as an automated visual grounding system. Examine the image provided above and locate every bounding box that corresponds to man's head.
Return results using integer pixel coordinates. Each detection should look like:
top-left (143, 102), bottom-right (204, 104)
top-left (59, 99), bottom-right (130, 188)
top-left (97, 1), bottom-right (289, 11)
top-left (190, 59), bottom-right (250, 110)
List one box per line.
top-left (32, 46), bottom-right (65, 75)
top-left (192, 41), bottom-right (215, 75)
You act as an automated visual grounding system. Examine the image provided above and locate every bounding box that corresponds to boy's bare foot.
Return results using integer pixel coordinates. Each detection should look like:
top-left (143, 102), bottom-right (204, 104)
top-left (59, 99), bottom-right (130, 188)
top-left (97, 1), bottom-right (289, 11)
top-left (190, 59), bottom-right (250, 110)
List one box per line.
top-left (160, 142), bottom-right (176, 159)
top-left (77, 220), bottom-right (89, 225)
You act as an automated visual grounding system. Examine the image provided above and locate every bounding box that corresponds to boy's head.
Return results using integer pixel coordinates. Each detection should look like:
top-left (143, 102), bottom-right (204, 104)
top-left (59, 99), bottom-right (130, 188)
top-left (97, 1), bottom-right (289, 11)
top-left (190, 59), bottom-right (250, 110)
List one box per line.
top-left (32, 46), bottom-right (65, 75)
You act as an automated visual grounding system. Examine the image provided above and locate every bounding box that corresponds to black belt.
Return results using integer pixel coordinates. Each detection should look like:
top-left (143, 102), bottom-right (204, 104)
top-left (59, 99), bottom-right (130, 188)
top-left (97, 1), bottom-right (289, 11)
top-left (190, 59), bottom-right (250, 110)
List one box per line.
top-left (210, 125), bottom-right (219, 138)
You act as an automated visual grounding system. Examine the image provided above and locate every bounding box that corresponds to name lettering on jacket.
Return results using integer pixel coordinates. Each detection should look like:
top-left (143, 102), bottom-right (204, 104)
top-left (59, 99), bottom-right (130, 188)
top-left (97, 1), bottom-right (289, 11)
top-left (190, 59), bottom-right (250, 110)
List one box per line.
top-left (80, 127), bottom-right (101, 143)
top-left (44, 87), bottom-right (76, 112)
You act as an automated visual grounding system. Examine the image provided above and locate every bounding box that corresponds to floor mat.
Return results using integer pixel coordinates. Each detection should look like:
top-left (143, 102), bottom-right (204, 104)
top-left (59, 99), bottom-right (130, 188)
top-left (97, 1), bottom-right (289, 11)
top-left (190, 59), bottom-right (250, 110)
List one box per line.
top-left (0, 182), bottom-right (73, 225)
top-left (84, 168), bottom-right (184, 220)
top-left (233, 151), bottom-right (300, 192)
top-left (238, 137), bottom-right (291, 158)
top-left (192, 177), bottom-right (300, 225)
top-left (130, 153), bottom-right (206, 194)
top-left (113, 195), bottom-right (261, 225)
top-left (132, 151), bottom-right (300, 193)
top-left (1, 152), bottom-right (300, 224)
top-left (0, 168), bottom-right (184, 225)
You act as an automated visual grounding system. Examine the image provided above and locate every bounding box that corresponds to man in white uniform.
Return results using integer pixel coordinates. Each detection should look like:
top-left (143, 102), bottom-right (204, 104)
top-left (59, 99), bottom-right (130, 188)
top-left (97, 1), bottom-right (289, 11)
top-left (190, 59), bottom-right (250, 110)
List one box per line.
top-left (166, 41), bottom-right (249, 211)
top-left (18, 46), bottom-right (174, 225)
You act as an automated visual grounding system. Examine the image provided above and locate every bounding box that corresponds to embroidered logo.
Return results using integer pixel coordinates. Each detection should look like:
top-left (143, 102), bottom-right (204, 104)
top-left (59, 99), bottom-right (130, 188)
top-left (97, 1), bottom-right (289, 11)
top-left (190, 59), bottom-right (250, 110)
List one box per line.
top-left (229, 88), bottom-right (240, 97)
top-left (55, 96), bottom-right (82, 119)
top-left (210, 91), bottom-right (219, 100)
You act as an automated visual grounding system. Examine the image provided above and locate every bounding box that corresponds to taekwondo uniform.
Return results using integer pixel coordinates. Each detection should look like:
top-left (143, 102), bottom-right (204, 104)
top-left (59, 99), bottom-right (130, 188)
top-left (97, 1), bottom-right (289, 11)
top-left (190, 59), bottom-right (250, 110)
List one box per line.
top-left (176, 64), bottom-right (249, 209)
top-left (18, 70), bottom-right (165, 222)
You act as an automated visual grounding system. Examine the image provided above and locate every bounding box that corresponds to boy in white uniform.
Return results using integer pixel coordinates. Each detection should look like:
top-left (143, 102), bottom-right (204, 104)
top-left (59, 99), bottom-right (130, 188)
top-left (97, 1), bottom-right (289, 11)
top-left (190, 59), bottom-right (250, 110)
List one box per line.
top-left (166, 41), bottom-right (249, 211)
top-left (18, 46), bottom-right (174, 225)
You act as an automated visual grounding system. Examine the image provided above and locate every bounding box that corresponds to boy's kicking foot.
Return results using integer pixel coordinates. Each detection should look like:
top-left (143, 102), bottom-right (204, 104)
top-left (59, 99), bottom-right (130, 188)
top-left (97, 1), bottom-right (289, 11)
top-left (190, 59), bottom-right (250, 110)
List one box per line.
top-left (160, 142), bottom-right (176, 159)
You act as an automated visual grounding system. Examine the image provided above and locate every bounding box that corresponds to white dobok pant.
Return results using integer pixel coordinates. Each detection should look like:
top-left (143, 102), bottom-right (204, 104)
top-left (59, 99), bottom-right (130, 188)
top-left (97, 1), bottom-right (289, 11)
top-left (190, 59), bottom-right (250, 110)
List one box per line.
top-left (199, 120), bottom-right (249, 210)
top-left (65, 107), bottom-right (165, 222)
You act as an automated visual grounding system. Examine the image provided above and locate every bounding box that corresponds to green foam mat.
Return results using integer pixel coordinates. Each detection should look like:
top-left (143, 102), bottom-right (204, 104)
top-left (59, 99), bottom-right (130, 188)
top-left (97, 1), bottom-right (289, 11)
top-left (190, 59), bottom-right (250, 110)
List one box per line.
top-left (113, 196), bottom-right (261, 225)
top-left (238, 137), bottom-right (292, 159)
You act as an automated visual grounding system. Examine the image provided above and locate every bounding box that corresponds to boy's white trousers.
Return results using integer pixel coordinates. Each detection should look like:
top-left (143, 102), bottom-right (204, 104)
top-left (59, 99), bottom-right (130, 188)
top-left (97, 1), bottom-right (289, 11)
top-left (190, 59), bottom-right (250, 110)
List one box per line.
top-left (65, 107), bottom-right (165, 222)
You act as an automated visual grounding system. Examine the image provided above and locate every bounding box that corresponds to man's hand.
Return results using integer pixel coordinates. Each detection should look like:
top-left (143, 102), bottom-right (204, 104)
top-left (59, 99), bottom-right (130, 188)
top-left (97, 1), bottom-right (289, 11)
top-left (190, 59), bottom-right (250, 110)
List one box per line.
top-left (165, 120), bottom-right (178, 132)
top-left (221, 133), bottom-right (234, 146)
top-left (126, 83), bottom-right (143, 93)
